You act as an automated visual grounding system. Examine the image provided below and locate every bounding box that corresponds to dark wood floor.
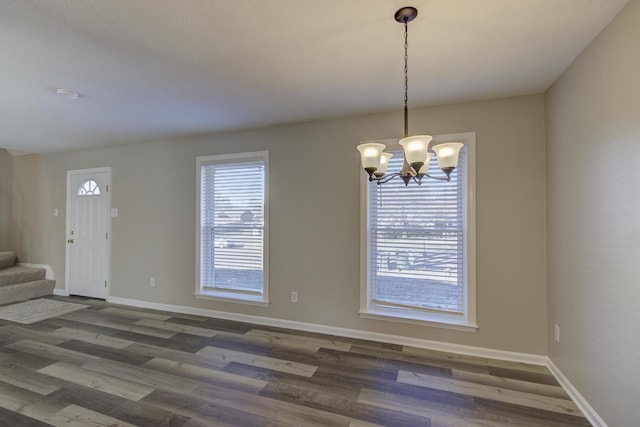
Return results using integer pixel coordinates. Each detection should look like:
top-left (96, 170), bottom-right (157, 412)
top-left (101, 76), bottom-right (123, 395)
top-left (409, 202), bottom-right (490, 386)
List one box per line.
top-left (0, 296), bottom-right (588, 426)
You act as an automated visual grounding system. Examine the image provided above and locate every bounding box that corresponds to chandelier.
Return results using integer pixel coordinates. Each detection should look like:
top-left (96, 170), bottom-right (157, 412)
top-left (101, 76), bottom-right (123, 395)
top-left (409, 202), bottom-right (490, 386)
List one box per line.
top-left (357, 6), bottom-right (463, 186)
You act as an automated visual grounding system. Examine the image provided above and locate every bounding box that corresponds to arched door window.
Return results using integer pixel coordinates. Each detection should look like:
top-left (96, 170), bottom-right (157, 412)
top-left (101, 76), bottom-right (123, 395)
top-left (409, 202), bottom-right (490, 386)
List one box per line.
top-left (77, 179), bottom-right (101, 196)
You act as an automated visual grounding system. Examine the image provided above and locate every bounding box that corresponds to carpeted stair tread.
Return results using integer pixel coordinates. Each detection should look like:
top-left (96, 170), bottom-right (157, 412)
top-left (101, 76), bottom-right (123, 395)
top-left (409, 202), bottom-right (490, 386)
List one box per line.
top-left (0, 265), bottom-right (46, 287)
top-left (0, 252), bottom-right (16, 270)
top-left (0, 280), bottom-right (56, 306)
top-left (0, 251), bottom-right (56, 305)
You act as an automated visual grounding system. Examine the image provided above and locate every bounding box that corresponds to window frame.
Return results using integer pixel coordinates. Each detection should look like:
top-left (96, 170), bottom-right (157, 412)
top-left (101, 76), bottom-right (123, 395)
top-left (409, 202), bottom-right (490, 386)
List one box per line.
top-left (195, 151), bottom-right (270, 306)
top-left (359, 132), bottom-right (477, 331)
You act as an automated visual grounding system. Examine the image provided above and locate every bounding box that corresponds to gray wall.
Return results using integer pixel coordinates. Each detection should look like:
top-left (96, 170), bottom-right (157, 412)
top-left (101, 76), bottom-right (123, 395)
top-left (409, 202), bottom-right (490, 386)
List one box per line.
top-left (545, 1), bottom-right (640, 425)
top-left (11, 154), bottom-right (49, 263)
top-left (40, 94), bottom-right (547, 354)
top-left (0, 149), bottom-right (12, 251)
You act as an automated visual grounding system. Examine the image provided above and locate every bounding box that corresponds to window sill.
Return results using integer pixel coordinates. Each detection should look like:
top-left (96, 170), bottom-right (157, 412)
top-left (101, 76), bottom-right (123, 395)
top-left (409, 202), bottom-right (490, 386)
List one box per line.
top-left (359, 308), bottom-right (478, 332)
top-left (194, 291), bottom-right (270, 307)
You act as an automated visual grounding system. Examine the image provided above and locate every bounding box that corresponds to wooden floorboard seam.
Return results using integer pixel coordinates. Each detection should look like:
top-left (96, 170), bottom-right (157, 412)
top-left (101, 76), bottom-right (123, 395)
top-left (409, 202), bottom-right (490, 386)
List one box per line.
top-left (0, 296), bottom-right (589, 426)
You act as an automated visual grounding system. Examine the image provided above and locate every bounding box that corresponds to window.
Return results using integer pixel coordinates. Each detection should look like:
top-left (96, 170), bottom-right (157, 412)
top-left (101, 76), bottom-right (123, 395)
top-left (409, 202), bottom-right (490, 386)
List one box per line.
top-left (196, 151), bottom-right (269, 306)
top-left (360, 133), bottom-right (476, 331)
top-left (77, 180), bottom-right (101, 196)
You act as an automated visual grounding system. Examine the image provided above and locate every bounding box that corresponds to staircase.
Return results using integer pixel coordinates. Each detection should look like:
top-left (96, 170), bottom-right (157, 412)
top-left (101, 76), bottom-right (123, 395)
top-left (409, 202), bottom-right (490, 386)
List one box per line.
top-left (0, 251), bottom-right (55, 305)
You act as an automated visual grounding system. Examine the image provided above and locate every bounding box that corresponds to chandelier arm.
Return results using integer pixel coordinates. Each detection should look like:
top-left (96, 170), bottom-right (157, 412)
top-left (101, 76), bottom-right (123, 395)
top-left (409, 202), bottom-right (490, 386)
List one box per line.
top-left (369, 170), bottom-right (452, 186)
top-left (376, 172), bottom-right (403, 185)
top-left (423, 173), bottom-right (451, 182)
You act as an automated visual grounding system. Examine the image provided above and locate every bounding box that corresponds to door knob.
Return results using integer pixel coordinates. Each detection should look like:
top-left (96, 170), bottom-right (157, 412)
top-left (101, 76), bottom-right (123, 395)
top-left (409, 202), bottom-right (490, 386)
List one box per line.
top-left (67, 239), bottom-right (74, 244)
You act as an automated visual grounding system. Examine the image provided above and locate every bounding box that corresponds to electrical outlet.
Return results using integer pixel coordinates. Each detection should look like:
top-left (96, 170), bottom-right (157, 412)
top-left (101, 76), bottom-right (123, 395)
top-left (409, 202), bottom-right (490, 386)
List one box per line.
top-left (150, 277), bottom-right (155, 288)
top-left (554, 324), bottom-right (560, 343)
top-left (291, 291), bottom-right (298, 303)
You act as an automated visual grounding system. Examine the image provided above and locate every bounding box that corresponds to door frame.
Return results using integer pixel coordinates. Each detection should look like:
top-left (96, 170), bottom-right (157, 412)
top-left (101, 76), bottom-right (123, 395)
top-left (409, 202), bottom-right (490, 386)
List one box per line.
top-left (64, 166), bottom-right (112, 297)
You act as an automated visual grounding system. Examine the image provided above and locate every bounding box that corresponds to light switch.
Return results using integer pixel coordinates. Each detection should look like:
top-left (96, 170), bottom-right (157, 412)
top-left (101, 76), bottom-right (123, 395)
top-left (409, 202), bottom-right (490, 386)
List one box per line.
top-left (53, 209), bottom-right (59, 217)
top-left (111, 208), bottom-right (118, 217)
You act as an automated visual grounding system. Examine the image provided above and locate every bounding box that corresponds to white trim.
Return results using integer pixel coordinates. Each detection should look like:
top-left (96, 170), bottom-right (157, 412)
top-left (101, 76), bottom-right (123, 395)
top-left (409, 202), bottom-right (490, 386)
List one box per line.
top-left (53, 288), bottom-right (69, 296)
top-left (6, 150), bottom-right (30, 156)
top-left (194, 291), bottom-right (270, 307)
top-left (547, 358), bottom-right (607, 427)
top-left (359, 132), bottom-right (477, 331)
top-left (17, 263), bottom-right (54, 280)
top-left (104, 295), bottom-right (602, 424)
top-left (100, 294), bottom-right (603, 425)
top-left (359, 310), bottom-right (478, 332)
top-left (65, 167), bottom-right (112, 298)
top-left (461, 132), bottom-right (477, 327)
top-left (106, 295), bottom-right (546, 366)
top-left (195, 151), bottom-right (269, 305)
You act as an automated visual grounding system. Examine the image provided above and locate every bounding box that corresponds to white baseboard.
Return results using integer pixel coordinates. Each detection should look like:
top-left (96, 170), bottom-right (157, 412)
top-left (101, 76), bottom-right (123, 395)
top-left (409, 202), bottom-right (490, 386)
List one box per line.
top-left (547, 358), bottom-right (607, 427)
top-left (106, 295), bottom-right (547, 366)
top-left (53, 288), bottom-right (69, 296)
top-left (104, 296), bottom-right (605, 424)
top-left (17, 263), bottom-right (54, 280)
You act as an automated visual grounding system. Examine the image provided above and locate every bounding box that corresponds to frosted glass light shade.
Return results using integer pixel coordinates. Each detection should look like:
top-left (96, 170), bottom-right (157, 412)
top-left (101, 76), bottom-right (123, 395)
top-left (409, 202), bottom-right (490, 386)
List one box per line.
top-left (376, 152), bottom-right (393, 174)
top-left (432, 142), bottom-right (464, 169)
top-left (356, 143), bottom-right (386, 170)
top-left (399, 135), bottom-right (433, 166)
top-left (417, 152), bottom-right (433, 174)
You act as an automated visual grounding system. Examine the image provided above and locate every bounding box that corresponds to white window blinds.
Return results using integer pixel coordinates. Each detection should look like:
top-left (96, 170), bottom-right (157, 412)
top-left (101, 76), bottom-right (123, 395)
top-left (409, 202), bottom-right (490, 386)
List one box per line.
top-left (200, 157), bottom-right (265, 294)
top-left (368, 145), bottom-right (466, 314)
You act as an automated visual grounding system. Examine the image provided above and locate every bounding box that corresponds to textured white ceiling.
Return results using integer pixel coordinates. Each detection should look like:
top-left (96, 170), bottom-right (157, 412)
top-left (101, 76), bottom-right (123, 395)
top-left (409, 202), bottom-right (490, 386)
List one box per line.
top-left (0, 0), bottom-right (629, 154)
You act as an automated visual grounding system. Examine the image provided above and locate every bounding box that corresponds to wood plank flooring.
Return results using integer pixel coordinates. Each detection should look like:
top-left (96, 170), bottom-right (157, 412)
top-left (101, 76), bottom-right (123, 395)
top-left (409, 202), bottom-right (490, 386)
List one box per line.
top-left (0, 296), bottom-right (589, 426)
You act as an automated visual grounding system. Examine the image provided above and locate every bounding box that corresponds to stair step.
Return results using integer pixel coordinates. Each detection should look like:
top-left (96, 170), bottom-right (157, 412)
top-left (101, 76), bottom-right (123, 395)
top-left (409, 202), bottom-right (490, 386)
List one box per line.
top-left (0, 252), bottom-right (16, 270)
top-left (0, 280), bottom-right (56, 306)
top-left (0, 266), bottom-right (46, 287)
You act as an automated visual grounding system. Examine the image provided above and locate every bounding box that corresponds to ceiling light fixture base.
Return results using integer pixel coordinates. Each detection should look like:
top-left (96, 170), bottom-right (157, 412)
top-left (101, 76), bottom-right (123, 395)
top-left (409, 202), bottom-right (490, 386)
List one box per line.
top-left (394, 7), bottom-right (417, 24)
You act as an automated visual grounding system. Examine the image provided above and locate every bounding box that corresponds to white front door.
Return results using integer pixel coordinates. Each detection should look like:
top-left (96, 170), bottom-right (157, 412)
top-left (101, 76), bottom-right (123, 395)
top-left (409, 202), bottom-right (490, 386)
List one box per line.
top-left (66, 168), bottom-right (110, 299)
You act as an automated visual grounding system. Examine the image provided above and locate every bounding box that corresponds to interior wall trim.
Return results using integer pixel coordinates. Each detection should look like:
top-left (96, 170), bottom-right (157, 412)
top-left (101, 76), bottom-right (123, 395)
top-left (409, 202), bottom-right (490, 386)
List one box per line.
top-left (106, 296), bottom-right (547, 365)
top-left (53, 288), bottom-right (69, 296)
top-left (547, 358), bottom-right (607, 427)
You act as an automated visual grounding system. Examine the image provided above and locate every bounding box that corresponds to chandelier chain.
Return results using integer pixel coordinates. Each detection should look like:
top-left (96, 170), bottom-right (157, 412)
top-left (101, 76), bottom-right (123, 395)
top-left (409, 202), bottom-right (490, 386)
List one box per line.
top-left (403, 20), bottom-right (409, 138)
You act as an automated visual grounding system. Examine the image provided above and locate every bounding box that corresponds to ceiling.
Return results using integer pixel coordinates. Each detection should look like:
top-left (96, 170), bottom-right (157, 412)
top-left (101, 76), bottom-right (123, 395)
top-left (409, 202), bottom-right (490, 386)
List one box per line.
top-left (0, 0), bottom-right (629, 154)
